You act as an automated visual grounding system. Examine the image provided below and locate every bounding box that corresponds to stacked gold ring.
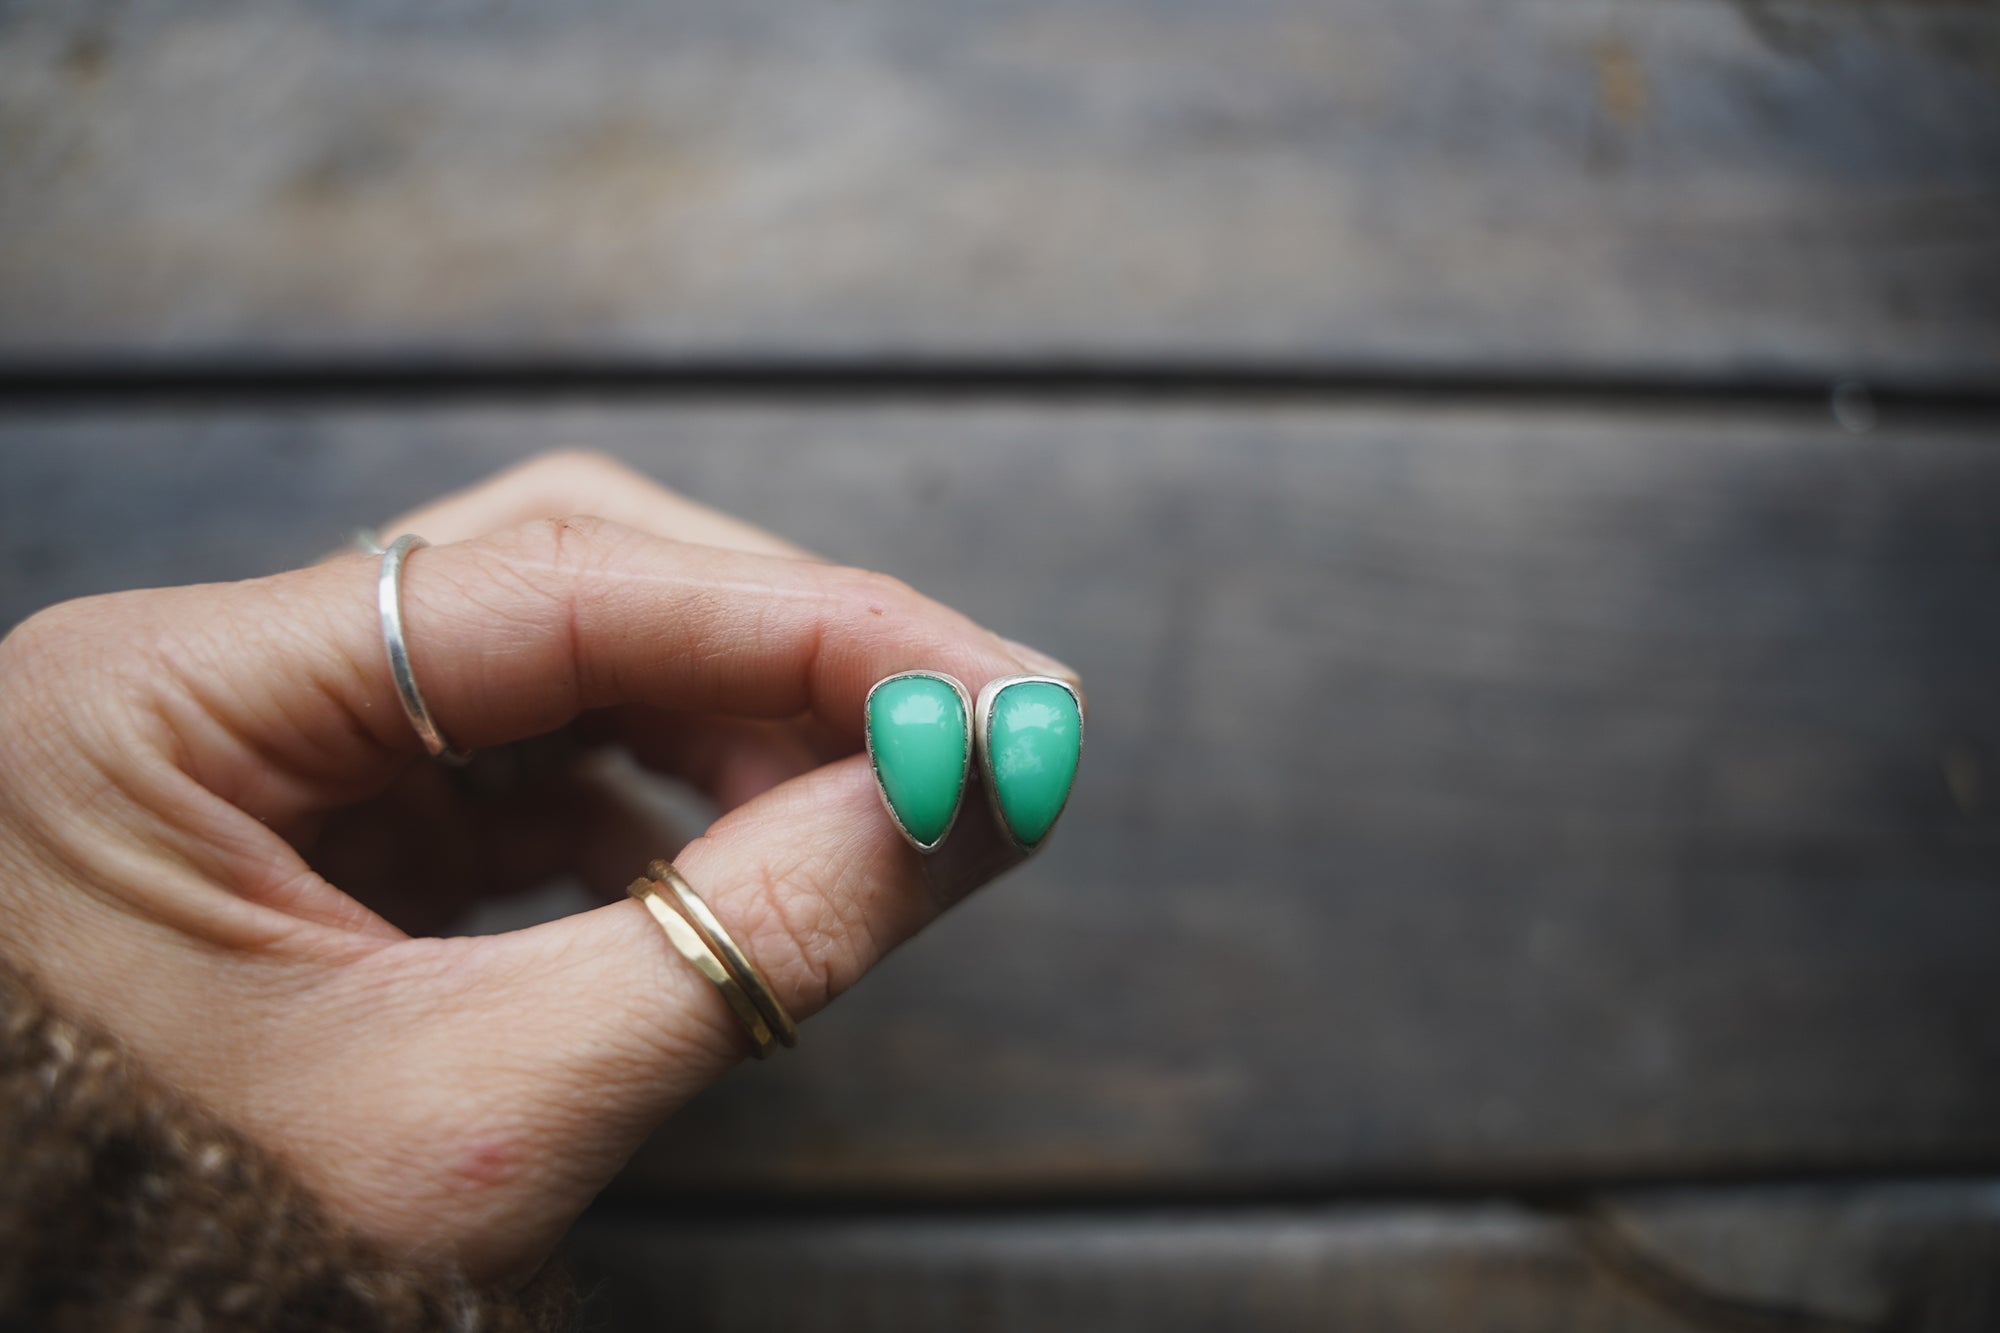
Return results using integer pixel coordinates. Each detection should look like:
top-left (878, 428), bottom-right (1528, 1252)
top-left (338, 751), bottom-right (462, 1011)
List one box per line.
top-left (628, 860), bottom-right (798, 1059)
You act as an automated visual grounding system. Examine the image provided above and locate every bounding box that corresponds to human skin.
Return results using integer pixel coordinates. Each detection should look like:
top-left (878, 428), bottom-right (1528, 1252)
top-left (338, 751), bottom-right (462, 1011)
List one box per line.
top-left (0, 451), bottom-right (1079, 1285)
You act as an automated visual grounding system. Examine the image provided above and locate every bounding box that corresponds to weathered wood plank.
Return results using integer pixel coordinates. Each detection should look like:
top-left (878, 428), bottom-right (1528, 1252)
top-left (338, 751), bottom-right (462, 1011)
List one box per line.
top-left (567, 1182), bottom-right (2000, 1332)
top-left (1, 402), bottom-right (1996, 1190)
top-left (1, 0), bottom-right (1995, 378)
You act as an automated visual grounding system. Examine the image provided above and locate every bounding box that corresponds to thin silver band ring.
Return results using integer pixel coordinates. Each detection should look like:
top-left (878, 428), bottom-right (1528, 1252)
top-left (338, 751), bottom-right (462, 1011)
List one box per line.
top-left (376, 533), bottom-right (471, 765)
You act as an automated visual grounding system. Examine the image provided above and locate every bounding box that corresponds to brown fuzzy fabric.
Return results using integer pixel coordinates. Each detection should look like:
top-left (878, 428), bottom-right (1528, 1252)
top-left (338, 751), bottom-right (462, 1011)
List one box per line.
top-left (0, 956), bottom-right (576, 1333)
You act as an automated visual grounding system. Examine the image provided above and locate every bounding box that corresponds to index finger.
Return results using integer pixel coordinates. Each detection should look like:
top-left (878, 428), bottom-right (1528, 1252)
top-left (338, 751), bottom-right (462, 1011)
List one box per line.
top-left (209, 515), bottom-right (1056, 816)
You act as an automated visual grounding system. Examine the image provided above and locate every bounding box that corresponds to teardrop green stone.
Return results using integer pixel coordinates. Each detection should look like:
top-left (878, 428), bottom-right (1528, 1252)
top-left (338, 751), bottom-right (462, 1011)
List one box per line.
top-left (867, 674), bottom-right (969, 848)
top-left (985, 680), bottom-right (1082, 849)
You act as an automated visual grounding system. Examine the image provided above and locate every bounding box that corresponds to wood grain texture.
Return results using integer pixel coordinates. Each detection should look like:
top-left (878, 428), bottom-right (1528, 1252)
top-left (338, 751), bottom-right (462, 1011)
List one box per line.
top-left (2, 402), bottom-right (1994, 1193)
top-left (1, 0), bottom-right (1995, 378)
top-left (566, 1183), bottom-right (2000, 1332)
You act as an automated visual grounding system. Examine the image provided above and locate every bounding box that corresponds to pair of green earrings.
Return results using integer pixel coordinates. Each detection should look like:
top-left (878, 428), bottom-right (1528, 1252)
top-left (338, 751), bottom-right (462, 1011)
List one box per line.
top-left (865, 672), bottom-right (1083, 855)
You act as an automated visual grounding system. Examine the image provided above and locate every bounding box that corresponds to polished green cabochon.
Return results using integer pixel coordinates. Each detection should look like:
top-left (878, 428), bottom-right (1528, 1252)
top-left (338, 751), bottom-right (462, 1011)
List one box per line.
top-left (985, 680), bottom-right (1082, 849)
top-left (866, 674), bottom-right (969, 848)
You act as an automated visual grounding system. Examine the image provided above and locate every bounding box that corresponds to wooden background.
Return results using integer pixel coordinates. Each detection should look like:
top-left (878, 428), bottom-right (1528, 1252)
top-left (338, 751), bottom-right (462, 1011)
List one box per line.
top-left (2, 0), bottom-right (1998, 1327)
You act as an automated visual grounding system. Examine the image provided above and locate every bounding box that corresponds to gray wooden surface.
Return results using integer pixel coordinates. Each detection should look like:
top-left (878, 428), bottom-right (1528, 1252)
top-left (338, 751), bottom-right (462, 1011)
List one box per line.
top-left (1, 0), bottom-right (1996, 379)
top-left (3, 0), bottom-right (1999, 1324)
top-left (568, 1183), bottom-right (2000, 1332)
top-left (3, 405), bottom-right (1996, 1198)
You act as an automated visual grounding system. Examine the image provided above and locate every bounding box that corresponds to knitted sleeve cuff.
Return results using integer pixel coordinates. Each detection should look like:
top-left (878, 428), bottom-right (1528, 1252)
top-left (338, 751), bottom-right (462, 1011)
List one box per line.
top-left (0, 955), bottom-right (576, 1333)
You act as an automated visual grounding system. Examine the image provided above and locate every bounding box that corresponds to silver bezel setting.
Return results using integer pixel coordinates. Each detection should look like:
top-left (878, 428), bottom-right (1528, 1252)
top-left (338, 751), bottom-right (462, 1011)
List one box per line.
top-left (974, 674), bottom-right (1085, 855)
top-left (864, 670), bottom-right (974, 854)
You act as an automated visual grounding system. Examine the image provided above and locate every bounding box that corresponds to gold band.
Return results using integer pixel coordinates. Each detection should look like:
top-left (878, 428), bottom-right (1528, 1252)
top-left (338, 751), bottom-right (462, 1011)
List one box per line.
top-left (645, 861), bottom-right (799, 1050)
top-left (627, 863), bottom-right (796, 1059)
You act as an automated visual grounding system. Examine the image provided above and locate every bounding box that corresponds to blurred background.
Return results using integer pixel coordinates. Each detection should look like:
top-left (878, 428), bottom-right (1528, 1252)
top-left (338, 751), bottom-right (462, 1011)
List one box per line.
top-left (3, 0), bottom-right (1999, 1328)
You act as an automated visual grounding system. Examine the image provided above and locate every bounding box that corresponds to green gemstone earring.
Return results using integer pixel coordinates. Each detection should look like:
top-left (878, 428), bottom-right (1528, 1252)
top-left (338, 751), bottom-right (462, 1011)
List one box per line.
top-left (975, 675), bottom-right (1083, 854)
top-left (865, 671), bottom-right (973, 853)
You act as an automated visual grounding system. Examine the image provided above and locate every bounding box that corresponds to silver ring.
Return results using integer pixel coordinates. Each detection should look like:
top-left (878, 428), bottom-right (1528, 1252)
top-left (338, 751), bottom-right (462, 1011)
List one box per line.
top-left (376, 534), bottom-right (471, 765)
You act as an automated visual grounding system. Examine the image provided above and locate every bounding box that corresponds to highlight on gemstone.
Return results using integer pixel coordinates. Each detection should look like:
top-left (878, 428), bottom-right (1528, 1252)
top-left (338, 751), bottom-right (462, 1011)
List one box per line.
top-left (865, 672), bottom-right (971, 851)
top-left (979, 677), bottom-right (1083, 851)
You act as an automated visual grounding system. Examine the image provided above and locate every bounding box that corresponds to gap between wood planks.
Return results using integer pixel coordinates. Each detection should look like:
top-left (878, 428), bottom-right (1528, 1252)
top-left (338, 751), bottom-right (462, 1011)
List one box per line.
top-left (1569, 1203), bottom-right (1889, 1333)
top-left (0, 358), bottom-right (1996, 419)
top-left (577, 1177), bottom-right (1986, 1333)
top-left (587, 1162), bottom-right (2000, 1223)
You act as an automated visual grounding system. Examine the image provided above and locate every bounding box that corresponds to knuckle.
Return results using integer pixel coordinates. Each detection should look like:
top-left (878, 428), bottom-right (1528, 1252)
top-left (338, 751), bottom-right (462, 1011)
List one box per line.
top-left (531, 510), bottom-right (616, 552)
top-left (523, 447), bottom-right (634, 489)
top-left (0, 591), bottom-right (177, 776)
top-left (0, 607), bottom-right (75, 737)
top-left (839, 567), bottom-right (922, 621)
top-left (487, 513), bottom-right (620, 580)
top-left (7, 594), bottom-right (97, 650)
top-left (1, 592), bottom-right (134, 683)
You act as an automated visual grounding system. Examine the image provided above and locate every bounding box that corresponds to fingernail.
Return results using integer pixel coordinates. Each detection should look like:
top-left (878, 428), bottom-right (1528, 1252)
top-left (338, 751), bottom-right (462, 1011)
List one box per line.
top-left (1000, 636), bottom-right (1080, 684)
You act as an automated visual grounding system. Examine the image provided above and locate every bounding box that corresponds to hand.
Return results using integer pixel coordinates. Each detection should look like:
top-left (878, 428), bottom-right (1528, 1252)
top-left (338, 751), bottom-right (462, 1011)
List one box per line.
top-left (0, 452), bottom-right (1078, 1283)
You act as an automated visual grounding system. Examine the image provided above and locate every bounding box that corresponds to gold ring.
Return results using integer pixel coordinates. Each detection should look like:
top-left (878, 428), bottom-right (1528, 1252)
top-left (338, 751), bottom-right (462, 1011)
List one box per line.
top-left (627, 864), bottom-right (795, 1059)
top-left (645, 861), bottom-right (798, 1049)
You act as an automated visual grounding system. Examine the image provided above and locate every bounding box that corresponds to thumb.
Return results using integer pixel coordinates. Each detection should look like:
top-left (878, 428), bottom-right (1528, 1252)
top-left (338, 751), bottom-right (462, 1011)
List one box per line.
top-left (296, 754), bottom-right (1026, 1282)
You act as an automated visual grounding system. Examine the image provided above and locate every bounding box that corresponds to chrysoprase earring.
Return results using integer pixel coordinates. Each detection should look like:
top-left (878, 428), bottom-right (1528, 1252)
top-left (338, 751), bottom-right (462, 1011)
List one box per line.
top-left (865, 671), bottom-right (973, 853)
top-left (975, 675), bottom-right (1083, 854)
